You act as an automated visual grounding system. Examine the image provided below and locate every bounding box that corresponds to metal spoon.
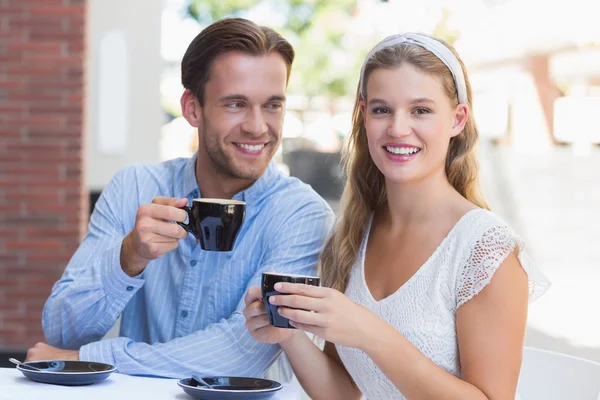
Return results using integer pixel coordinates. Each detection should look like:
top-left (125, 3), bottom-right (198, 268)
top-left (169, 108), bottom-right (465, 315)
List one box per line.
top-left (9, 358), bottom-right (42, 371)
top-left (191, 374), bottom-right (214, 389)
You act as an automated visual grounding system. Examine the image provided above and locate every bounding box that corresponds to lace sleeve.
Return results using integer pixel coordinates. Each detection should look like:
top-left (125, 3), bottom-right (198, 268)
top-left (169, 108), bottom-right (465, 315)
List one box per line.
top-left (456, 225), bottom-right (550, 309)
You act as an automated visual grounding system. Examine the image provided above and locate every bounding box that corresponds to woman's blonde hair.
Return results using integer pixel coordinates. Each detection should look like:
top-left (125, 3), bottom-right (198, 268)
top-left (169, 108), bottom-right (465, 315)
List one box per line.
top-left (320, 36), bottom-right (489, 292)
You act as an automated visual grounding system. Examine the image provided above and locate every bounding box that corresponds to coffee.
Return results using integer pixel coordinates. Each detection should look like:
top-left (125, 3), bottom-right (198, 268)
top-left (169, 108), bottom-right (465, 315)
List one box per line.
top-left (177, 198), bottom-right (245, 252)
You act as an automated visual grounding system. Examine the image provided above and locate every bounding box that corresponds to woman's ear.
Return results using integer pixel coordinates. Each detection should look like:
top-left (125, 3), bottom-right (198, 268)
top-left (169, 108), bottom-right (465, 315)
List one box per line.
top-left (180, 89), bottom-right (202, 128)
top-left (360, 100), bottom-right (367, 125)
top-left (451, 103), bottom-right (469, 137)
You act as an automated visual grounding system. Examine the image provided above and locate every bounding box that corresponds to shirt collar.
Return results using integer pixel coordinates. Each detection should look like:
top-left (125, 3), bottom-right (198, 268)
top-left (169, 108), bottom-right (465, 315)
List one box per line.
top-left (234, 160), bottom-right (280, 203)
top-left (182, 152), bottom-right (200, 198)
top-left (182, 152), bottom-right (281, 202)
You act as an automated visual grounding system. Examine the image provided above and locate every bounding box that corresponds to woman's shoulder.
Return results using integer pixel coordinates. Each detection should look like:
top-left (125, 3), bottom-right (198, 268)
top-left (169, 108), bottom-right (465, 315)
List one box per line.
top-left (460, 207), bottom-right (511, 230)
top-left (452, 208), bottom-right (517, 248)
top-left (454, 208), bottom-right (550, 307)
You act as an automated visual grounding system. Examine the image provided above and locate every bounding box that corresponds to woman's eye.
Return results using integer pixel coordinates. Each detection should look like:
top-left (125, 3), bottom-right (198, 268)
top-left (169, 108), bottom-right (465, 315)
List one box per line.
top-left (413, 107), bottom-right (431, 115)
top-left (372, 107), bottom-right (390, 115)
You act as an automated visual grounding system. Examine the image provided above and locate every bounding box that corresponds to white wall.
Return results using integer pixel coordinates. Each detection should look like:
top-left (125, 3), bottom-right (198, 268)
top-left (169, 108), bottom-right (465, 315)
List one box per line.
top-left (86, 0), bottom-right (164, 191)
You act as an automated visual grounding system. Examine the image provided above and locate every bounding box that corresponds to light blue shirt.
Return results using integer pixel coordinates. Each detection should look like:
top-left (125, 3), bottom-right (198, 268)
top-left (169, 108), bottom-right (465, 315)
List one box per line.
top-left (42, 154), bottom-right (334, 378)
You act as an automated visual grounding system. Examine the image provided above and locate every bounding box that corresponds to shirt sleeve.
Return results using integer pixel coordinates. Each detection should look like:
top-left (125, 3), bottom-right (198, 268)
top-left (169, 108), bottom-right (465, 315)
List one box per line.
top-left (42, 167), bottom-right (144, 350)
top-left (79, 198), bottom-right (335, 378)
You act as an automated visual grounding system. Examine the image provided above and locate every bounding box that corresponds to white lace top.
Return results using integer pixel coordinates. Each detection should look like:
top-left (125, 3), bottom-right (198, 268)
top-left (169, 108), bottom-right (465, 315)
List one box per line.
top-left (336, 209), bottom-right (550, 399)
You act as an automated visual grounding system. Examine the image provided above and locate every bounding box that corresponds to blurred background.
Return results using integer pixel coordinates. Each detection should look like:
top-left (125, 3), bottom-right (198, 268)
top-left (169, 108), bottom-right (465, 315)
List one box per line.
top-left (1, 0), bottom-right (599, 369)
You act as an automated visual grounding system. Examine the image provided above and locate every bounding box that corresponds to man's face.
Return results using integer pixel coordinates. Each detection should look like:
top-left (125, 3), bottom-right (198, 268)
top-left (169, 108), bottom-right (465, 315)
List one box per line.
top-left (195, 51), bottom-right (288, 181)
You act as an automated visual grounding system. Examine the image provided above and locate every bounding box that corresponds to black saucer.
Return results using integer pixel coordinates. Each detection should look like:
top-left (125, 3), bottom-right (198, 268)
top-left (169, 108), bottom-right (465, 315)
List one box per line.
top-left (178, 376), bottom-right (282, 399)
top-left (17, 360), bottom-right (116, 386)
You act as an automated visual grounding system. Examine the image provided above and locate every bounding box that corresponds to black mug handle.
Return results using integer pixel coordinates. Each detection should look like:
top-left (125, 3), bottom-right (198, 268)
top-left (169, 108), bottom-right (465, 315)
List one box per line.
top-left (176, 206), bottom-right (195, 236)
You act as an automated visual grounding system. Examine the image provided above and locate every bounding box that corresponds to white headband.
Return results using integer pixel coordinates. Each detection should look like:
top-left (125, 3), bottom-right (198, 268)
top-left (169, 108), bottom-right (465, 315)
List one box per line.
top-left (359, 33), bottom-right (467, 104)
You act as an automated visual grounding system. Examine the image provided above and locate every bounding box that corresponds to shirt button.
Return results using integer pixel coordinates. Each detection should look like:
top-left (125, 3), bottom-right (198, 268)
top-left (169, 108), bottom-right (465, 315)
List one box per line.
top-left (189, 260), bottom-right (197, 267)
top-left (126, 286), bottom-right (134, 292)
top-left (181, 310), bottom-right (188, 318)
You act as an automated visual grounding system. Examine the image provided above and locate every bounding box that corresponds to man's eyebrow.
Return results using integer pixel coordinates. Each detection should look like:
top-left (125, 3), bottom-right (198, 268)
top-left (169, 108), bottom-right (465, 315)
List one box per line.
top-left (218, 94), bottom-right (249, 102)
top-left (217, 94), bottom-right (286, 102)
top-left (267, 95), bottom-right (286, 102)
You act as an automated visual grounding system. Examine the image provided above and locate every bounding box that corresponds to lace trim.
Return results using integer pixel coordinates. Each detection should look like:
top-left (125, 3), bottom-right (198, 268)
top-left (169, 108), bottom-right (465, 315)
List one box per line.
top-left (457, 225), bottom-right (551, 308)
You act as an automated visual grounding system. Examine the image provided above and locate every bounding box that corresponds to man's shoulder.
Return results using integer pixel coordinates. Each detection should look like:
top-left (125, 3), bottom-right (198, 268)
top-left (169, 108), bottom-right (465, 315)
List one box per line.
top-left (117, 157), bottom-right (189, 178)
top-left (109, 157), bottom-right (190, 187)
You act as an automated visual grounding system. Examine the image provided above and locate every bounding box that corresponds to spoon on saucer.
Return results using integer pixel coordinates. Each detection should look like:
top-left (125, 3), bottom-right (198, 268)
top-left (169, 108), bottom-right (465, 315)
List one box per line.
top-left (191, 375), bottom-right (214, 389)
top-left (9, 358), bottom-right (43, 371)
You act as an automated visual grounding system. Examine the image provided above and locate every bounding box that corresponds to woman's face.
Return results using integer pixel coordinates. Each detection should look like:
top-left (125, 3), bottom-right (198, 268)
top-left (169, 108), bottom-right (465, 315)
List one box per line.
top-left (362, 63), bottom-right (467, 185)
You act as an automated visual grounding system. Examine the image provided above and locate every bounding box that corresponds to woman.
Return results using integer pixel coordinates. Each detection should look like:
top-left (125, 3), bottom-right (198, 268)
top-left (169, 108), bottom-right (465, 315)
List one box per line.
top-left (243, 33), bottom-right (549, 399)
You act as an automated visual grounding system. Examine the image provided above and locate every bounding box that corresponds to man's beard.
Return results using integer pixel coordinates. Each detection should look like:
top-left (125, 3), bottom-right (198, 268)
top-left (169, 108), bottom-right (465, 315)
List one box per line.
top-left (202, 128), bottom-right (273, 181)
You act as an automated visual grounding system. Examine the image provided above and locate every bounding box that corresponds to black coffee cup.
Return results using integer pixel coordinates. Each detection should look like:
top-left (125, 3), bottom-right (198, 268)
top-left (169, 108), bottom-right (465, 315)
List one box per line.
top-left (262, 272), bottom-right (320, 329)
top-left (177, 198), bottom-right (245, 252)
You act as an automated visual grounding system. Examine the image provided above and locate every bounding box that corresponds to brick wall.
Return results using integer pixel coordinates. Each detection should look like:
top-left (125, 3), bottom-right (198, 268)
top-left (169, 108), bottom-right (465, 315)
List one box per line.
top-left (0, 0), bottom-right (87, 350)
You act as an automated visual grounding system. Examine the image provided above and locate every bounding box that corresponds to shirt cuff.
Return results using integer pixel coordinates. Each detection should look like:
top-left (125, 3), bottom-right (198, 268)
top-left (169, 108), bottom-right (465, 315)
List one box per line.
top-left (101, 244), bottom-right (145, 304)
top-left (79, 339), bottom-right (117, 367)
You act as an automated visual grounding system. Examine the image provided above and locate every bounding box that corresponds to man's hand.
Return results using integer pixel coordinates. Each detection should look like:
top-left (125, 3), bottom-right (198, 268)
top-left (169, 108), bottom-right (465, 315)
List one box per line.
top-left (243, 286), bottom-right (296, 345)
top-left (121, 196), bottom-right (189, 277)
top-left (25, 343), bottom-right (79, 362)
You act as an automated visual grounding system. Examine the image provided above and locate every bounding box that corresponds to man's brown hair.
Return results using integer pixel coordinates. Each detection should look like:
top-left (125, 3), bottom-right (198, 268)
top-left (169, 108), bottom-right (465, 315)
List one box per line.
top-left (181, 18), bottom-right (295, 106)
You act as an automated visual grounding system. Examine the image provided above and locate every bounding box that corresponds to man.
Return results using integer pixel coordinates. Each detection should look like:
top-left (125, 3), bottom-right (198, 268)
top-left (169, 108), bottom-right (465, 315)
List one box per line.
top-left (26, 18), bottom-right (334, 378)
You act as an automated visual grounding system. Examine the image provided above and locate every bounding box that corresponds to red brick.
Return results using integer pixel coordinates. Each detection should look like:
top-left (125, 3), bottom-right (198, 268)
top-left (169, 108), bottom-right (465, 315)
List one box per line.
top-left (22, 54), bottom-right (83, 65)
top-left (28, 104), bottom-right (82, 114)
top-left (8, 91), bottom-right (63, 102)
top-left (0, 204), bottom-right (23, 213)
top-left (5, 240), bottom-right (62, 251)
top-left (26, 0), bottom-right (65, 4)
top-left (29, 30), bottom-right (83, 41)
top-left (0, 103), bottom-right (26, 112)
top-left (6, 65), bottom-right (62, 77)
top-left (24, 228), bottom-right (78, 238)
top-left (0, 255), bottom-right (21, 265)
top-left (1, 0), bottom-right (86, 350)
top-left (0, 152), bottom-right (26, 162)
top-left (24, 153), bottom-right (81, 163)
top-left (2, 115), bottom-right (64, 127)
top-left (30, 5), bottom-right (84, 16)
top-left (0, 78), bottom-right (24, 88)
top-left (8, 41), bottom-right (63, 53)
top-left (9, 16), bottom-right (64, 31)
top-left (5, 142), bottom-right (64, 152)
top-left (0, 29), bottom-right (26, 40)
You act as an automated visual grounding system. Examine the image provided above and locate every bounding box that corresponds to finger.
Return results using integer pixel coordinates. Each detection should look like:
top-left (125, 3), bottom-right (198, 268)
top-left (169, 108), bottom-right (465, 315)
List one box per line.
top-left (152, 220), bottom-right (188, 239)
top-left (152, 196), bottom-right (188, 207)
top-left (269, 294), bottom-right (325, 313)
top-left (138, 219), bottom-right (188, 239)
top-left (274, 282), bottom-right (329, 298)
top-left (143, 240), bottom-right (179, 259)
top-left (244, 286), bottom-right (263, 306)
top-left (245, 314), bottom-right (270, 332)
top-left (242, 300), bottom-right (267, 319)
top-left (288, 321), bottom-right (323, 338)
top-left (278, 307), bottom-right (325, 327)
top-left (140, 203), bottom-right (188, 222)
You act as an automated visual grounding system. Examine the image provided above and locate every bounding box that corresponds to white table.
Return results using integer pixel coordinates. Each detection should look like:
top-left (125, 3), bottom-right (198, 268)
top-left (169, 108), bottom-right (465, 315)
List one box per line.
top-left (0, 367), bottom-right (300, 400)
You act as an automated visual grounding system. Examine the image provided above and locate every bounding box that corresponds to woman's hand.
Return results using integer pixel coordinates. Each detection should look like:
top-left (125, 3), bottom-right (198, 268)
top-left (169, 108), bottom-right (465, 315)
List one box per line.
top-left (270, 282), bottom-right (382, 350)
top-left (243, 286), bottom-right (296, 344)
